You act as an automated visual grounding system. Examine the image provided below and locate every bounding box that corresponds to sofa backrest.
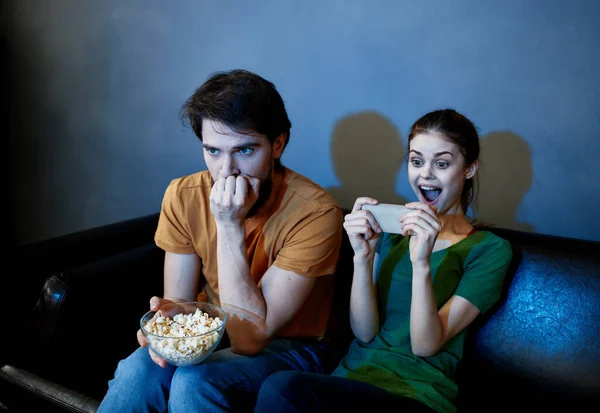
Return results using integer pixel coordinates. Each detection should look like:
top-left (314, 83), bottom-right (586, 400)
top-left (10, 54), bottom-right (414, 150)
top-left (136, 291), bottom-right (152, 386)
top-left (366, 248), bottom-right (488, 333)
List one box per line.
top-left (458, 227), bottom-right (600, 408)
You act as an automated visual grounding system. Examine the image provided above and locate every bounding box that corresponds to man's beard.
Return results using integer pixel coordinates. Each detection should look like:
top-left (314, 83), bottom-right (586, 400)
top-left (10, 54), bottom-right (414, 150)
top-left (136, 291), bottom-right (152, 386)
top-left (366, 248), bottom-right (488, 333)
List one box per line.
top-left (246, 177), bottom-right (273, 218)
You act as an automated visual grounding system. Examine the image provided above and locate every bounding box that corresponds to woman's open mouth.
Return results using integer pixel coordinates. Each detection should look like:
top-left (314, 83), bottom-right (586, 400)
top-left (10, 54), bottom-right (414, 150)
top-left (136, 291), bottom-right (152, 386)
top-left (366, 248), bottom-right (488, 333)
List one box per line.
top-left (419, 185), bottom-right (442, 204)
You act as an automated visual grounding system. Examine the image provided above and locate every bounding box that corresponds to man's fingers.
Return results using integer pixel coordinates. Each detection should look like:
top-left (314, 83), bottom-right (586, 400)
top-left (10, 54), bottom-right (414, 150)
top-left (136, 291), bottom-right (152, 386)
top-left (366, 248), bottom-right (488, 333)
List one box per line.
top-left (149, 349), bottom-right (167, 368)
top-left (235, 176), bottom-right (249, 201)
top-left (149, 296), bottom-right (163, 312)
top-left (225, 176), bottom-right (237, 194)
top-left (216, 177), bottom-right (226, 193)
top-left (137, 329), bottom-right (148, 348)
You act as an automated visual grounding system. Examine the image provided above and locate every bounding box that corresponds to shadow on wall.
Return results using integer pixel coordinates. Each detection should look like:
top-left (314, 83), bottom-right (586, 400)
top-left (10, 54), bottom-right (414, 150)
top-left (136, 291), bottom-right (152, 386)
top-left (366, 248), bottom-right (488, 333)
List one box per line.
top-left (475, 131), bottom-right (534, 232)
top-left (326, 111), bottom-right (408, 210)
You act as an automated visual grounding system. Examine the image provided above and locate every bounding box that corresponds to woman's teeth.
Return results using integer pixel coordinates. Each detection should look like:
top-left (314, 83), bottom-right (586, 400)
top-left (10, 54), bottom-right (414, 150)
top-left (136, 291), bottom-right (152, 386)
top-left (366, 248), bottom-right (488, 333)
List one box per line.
top-left (419, 186), bottom-right (442, 203)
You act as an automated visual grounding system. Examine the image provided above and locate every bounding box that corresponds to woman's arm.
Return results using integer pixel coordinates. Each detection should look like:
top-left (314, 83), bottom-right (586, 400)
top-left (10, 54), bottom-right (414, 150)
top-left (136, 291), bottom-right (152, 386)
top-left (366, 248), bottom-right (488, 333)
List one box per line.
top-left (410, 265), bottom-right (480, 356)
top-left (410, 264), bottom-right (480, 356)
top-left (401, 202), bottom-right (481, 357)
top-left (350, 253), bottom-right (381, 342)
top-left (343, 197), bottom-right (383, 343)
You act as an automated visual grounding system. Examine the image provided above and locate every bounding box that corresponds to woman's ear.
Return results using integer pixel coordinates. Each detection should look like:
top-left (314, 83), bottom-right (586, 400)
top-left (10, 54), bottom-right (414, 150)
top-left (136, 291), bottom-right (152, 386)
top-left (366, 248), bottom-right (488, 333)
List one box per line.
top-left (272, 133), bottom-right (287, 159)
top-left (466, 160), bottom-right (479, 179)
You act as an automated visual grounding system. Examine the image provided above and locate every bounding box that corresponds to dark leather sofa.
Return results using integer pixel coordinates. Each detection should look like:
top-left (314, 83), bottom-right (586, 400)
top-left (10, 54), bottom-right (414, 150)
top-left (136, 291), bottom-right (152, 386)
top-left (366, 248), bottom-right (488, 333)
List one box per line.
top-left (1, 212), bottom-right (599, 412)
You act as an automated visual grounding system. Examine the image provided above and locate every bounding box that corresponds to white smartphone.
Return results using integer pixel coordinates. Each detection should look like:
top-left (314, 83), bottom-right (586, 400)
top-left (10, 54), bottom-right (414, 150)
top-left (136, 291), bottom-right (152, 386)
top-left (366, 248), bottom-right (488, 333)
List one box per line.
top-left (362, 203), bottom-right (410, 234)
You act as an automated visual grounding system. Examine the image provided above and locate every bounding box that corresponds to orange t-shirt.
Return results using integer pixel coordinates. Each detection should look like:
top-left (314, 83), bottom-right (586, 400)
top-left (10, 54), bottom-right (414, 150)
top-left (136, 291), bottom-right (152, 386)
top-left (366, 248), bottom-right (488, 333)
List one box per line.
top-left (154, 168), bottom-right (344, 340)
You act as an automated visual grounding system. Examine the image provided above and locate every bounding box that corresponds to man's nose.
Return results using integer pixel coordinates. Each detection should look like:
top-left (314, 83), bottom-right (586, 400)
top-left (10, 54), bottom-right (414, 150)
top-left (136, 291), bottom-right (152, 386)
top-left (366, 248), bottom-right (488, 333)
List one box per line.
top-left (220, 155), bottom-right (240, 177)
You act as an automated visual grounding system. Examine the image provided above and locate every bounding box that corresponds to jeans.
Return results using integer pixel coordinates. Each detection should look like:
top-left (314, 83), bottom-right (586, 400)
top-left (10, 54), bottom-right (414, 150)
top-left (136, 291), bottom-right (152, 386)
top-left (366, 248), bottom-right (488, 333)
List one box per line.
top-left (253, 371), bottom-right (437, 413)
top-left (97, 338), bottom-right (331, 413)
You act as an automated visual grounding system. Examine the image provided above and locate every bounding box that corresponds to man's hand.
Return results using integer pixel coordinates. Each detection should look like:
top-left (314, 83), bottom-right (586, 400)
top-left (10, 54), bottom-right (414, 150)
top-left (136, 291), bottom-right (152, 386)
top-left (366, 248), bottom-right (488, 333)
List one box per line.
top-left (210, 175), bottom-right (260, 226)
top-left (137, 296), bottom-right (185, 368)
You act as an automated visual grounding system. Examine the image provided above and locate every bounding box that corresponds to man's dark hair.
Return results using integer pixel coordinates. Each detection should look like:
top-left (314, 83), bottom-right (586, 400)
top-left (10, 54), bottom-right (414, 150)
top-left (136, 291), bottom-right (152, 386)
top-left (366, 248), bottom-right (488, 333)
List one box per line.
top-left (180, 69), bottom-right (292, 167)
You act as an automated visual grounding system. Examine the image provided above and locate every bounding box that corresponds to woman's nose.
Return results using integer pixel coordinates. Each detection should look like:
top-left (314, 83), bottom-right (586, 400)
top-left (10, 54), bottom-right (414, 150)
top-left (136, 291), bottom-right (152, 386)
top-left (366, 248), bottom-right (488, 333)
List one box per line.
top-left (420, 164), bottom-right (435, 179)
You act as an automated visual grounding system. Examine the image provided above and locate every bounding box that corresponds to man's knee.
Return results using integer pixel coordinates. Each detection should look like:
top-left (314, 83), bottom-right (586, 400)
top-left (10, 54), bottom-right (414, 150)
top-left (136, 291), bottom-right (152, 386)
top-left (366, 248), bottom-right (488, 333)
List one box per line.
top-left (112, 348), bottom-right (153, 381)
top-left (108, 348), bottom-right (175, 396)
top-left (169, 363), bottom-right (233, 411)
top-left (170, 362), bottom-right (222, 398)
top-left (99, 348), bottom-right (173, 412)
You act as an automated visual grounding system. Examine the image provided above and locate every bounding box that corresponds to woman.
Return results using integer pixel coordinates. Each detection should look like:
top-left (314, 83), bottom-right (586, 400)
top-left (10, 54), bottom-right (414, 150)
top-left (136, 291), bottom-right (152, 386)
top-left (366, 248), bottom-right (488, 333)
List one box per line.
top-left (253, 109), bottom-right (513, 413)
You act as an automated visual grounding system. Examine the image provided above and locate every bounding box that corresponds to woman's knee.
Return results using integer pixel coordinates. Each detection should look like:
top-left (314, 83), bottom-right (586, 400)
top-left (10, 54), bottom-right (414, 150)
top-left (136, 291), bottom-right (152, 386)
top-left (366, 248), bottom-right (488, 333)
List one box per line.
top-left (255, 371), bottom-right (316, 413)
top-left (259, 371), bottom-right (302, 397)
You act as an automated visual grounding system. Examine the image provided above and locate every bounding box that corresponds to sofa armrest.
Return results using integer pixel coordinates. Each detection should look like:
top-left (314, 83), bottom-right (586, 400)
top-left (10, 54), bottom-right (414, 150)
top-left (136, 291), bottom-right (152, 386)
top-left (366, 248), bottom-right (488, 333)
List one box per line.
top-left (6, 213), bottom-right (161, 342)
top-left (15, 243), bottom-right (165, 401)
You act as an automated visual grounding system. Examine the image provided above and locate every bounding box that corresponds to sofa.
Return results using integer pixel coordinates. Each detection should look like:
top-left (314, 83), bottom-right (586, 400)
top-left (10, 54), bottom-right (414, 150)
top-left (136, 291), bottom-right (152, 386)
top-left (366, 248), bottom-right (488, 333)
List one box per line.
top-left (1, 211), bottom-right (599, 412)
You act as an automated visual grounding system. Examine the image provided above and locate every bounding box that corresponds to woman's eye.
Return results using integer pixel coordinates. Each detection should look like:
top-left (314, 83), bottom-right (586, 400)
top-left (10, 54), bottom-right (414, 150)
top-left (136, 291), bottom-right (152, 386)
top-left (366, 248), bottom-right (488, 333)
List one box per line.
top-left (436, 161), bottom-right (449, 169)
top-left (411, 159), bottom-right (423, 167)
top-left (239, 148), bottom-right (254, 155)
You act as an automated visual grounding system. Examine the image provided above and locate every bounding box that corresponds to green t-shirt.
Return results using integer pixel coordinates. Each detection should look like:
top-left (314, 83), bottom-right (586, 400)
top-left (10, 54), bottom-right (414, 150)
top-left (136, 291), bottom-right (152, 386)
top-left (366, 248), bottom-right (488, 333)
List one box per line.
top-left (331, 230), bottom-right (512, 413)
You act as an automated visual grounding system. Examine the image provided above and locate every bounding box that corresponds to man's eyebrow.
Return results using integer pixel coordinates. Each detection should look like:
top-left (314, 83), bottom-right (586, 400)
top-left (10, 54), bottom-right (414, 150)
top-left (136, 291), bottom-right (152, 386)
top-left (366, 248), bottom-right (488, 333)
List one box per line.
top-left (201, 142), bottom-right (261, 150)
top-left (409, 149), bottom-right (453, 157)
top-left (232, 143), bottom-right (261, 150)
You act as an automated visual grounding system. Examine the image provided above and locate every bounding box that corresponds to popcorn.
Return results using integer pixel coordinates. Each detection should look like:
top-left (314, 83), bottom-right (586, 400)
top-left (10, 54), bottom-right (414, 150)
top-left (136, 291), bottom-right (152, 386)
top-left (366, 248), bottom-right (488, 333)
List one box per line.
top-left (143, 308), bottom-right (224, 365)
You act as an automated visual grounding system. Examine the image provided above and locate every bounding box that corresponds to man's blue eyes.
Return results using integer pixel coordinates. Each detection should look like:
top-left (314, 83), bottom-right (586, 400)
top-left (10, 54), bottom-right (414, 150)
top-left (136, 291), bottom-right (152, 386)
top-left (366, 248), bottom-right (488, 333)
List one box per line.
top-left (206, 148), bottom-right (254, 155)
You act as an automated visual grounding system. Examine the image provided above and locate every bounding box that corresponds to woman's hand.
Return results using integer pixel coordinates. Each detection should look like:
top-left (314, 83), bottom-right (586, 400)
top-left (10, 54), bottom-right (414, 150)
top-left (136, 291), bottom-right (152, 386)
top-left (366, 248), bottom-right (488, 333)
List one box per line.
top-left (343, 197), bottom-right (382, 260)
top-left (400, 202), bottom-right (441, 268)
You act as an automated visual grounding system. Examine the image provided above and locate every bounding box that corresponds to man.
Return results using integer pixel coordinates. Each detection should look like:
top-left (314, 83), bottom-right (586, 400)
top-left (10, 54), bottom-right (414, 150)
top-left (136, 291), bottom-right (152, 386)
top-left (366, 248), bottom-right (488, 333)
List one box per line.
top-left (98, 69), bottom-right (344, 412)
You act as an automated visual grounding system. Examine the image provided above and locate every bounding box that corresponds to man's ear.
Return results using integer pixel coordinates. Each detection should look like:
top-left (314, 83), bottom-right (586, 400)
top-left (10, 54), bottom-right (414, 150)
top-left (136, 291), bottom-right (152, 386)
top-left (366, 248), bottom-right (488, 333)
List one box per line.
top-left (272, 133), bottom-right (287, 159)
top-left (466, 160), bottom-right (479, 179)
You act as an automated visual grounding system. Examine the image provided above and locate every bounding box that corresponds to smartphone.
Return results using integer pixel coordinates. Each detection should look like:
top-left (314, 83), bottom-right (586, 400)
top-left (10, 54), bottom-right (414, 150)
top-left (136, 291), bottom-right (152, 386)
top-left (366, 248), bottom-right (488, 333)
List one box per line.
top-left (362, 203), bottom-right (410, 234)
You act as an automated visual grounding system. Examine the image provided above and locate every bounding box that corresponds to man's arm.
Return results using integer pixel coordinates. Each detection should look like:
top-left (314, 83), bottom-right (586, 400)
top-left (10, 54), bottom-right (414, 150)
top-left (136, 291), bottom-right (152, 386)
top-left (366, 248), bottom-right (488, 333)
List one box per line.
top-left (163, 251), bottom-right (202, 302)
top-left (136, 252), bottom-right (202, 368)
top-left (216, 224), bottom-right (317, 356)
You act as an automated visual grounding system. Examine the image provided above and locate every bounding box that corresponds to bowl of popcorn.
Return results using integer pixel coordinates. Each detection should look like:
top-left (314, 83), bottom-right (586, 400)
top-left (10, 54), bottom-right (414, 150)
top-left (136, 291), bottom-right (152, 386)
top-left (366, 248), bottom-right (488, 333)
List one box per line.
top-left (140, 301), bottom-right (227, 367)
